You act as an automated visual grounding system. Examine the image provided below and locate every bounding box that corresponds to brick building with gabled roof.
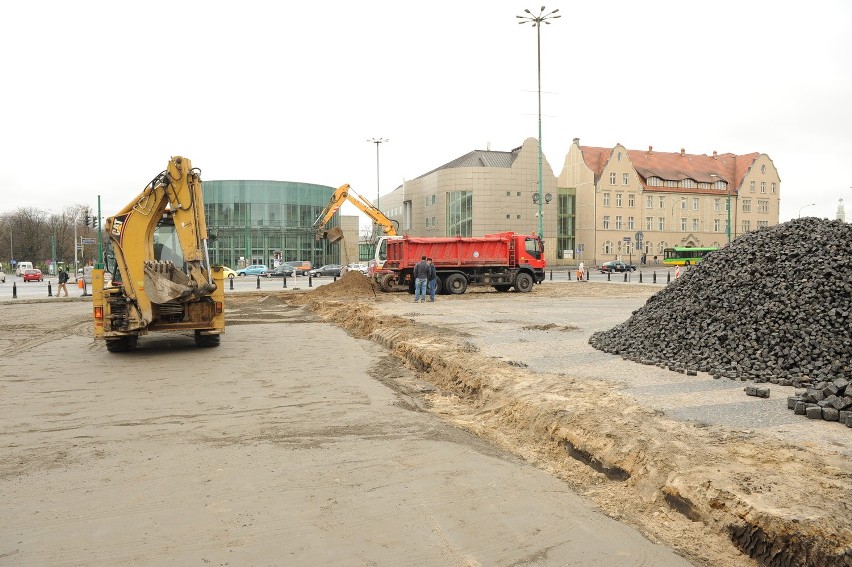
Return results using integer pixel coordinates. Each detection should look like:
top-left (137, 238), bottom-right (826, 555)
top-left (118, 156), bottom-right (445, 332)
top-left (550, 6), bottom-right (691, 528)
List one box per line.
top-left (559, 139), bottom-right (780, 266)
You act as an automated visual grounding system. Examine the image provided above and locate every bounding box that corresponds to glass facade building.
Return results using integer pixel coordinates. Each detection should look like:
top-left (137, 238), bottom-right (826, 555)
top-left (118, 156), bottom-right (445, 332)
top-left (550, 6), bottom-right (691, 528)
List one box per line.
top-left (202, 180), bottom-right (339, 269)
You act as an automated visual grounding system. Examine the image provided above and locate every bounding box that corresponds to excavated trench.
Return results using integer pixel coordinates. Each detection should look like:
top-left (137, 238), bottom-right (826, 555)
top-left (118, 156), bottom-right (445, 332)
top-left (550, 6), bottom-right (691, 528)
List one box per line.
top-left (265, 273), bottom-right (852, 567)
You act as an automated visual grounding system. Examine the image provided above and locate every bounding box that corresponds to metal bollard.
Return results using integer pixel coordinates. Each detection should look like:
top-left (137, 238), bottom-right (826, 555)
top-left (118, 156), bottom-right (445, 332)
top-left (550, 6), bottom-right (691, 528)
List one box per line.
top-left (12, 282), bottom-right (17, 299)
top-left (653, 271), bottom-right (657, 284)
top-left (48, 281), bottom-right (53, 297)
top-left (283, 275), bottom-right (287, 289)
top-left (549, 269), bottom-right (552, 281)
top-left (308, 274), bottom-right (313, 288)
top-left (639, 272), bottom-right (643, 283)
top-left (623, 272), bottom-right (628, 282)
top-left (568, 269), bottom-right (571, 281)
top-left (667, 271), bottom-right (671, 283)
top-left (256, 275), bottom-right (260, 289)
top-left (607, 271), bottom-right (611, 282)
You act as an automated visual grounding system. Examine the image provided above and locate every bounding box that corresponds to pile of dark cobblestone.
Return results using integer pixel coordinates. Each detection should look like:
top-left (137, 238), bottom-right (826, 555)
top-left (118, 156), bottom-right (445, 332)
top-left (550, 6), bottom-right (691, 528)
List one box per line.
top-left (589, 217), bottom-right (852, 426)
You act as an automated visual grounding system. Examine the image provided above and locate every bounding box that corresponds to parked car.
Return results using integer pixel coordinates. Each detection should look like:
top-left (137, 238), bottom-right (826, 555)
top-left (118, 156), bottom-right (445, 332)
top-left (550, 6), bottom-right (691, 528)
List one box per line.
top-left (219, 266), bottom-right (237, 279)
top-left (286, 260), bottom-right (312, 275)
top-left (0, 268), bottom-right (5, 283)
top-left (236, 264), bottom-right (268, 276)
top-left (310, 264), bottom-right (342, 277)
top-left (23, 269), bottom-right (44, 282)
top-left (597, 261), bottom-right (636, 273)
top-left (346, 263), bottom-right (369, 274)
top-left (265, 263), bottom-right (295, 277)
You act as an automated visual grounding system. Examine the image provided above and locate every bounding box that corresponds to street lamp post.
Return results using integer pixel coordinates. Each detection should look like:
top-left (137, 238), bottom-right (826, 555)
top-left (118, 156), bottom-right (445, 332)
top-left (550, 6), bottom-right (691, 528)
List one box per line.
top-left (367, 138), bottom-right (388, 211)
top-left (517, 6), bottom-right (560, 239)
top-left (798, 203), bottom-right (815, 218)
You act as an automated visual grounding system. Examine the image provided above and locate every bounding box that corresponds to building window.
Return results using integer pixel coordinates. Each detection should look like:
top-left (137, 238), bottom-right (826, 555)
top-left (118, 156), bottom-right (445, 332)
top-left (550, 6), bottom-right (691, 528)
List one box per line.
top-left (425, 217), bottom-right (429, 227)
top-left (742, 199), bottom-right (751, 212)
top-left (692, 197), bottom-right (699, 211)
top-left (446, 190), bottom-right (473, 236)
top-left (646, 196), bottom-right (653, 208)
top-left (682, 179), bottom-right (696, 189)
top-left (517, 191), bottom-right (521, 196)
top-left (603, 215), bottom-right (610, 229)
top-left (506, 214), bottom-right (510, 219)
top-left (658, 217), bottom-right (665, 231)
top-left (628, 193), bottom-right (635, 207)
top-left (610, 172), bottom-right (616, 185)
top-left (506, 191), bottom-right (511, 197)
top-left (603, 240), bottom-right (613, 254)
top-left (692, 218), bottom-right (699, 231)
top-left (615, 216), bottom-right (622, 229)
top-left (714, 219), bottom-right (721, 232)
top-left (617, 152), bottom-right (622, 161)
top-left (647, 177), bottom-right (661, 187)
top-left (742, 220), bottom-right (751, 233)
top-left (658, 196), bottom-right (665, 209)
top-left (714, 180), bottom-right (728, 191)
top-left (750, 181), bottom-right (755, 193)
top-left (771, 182), bottom-right (776, 194)
top-left (757, 220), bottom-right (768, 228)
top-left (603, 192), bottom-right (611, 207)
top-left (432, 216), bottom-right (436, 226)
top-left (679, 218), bottom-right (686, 231)
top-left (645, 216), bottom-right (654, 230)
top-left (616, 193), bottom-right (623, 207)
top-left (758, 200), bottom-right (769, 213)
top-left (657, 241), bottom-right (667, 255)
top-left (760, 182), bottom-right (766, 194)
top-left (622, 173), bottom-right (629, 185)
top-left (516, 215), bottom-right (520, 219)
top-left (761, 164), bottom-right (766, 174)
top-left (627, 216), bottom-right (635, 230)
top-left (714, 199), bottom-right (721, 212)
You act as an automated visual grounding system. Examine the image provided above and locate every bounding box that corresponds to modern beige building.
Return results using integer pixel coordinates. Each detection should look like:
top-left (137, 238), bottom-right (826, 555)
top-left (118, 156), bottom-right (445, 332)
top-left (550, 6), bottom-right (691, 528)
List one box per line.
top-left (560, 139), bottom-right (781, 266)
top-left (373, 137), bottom-right (780, 267)
top-left (380, 138), bottom-right (567, 265)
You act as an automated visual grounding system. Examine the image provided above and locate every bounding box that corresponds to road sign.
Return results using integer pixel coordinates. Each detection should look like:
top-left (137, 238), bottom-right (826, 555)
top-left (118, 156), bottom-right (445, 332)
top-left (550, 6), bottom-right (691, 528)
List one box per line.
top-left (577, 244), bottom-right (584, 252)
top-left (635, 231), bottom-right (644, 242)
top-left (623, 237), bottom-right (631, 242)
top-left (81, 238), bottom-right (96, 244)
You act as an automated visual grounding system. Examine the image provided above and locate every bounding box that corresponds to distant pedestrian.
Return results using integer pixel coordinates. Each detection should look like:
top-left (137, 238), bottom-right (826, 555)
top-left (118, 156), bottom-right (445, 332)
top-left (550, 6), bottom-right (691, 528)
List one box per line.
top-left (675, 265), bottom-right (681, 279)
top-left (57, 268), bottom-right (69, 297)
top-left (641, 253), bottom-right (647, 265)
top-left (413, 255), bottom-right (430, 302)
top-left (653, 255), bottom-right (659, 265)
top-left (577, 261), bottom-right (586, 282)
top-left (427, 258), bottom-right (437, 301)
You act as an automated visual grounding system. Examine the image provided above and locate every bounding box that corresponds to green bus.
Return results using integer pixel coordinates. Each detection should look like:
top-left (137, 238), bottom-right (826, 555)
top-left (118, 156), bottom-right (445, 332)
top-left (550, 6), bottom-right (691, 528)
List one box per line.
top-left (663, 246), bottom-right (718, 266)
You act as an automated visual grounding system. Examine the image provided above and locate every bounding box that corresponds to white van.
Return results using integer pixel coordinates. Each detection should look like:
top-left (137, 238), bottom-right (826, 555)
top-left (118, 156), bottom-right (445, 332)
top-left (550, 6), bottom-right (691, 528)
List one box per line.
top-left (15, 262), bottom-right (33, 276)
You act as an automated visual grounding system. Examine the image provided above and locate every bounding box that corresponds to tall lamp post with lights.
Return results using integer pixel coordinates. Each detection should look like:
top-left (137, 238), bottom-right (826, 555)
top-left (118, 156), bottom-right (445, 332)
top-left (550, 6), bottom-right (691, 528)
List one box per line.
top-left (517, 6), bottom-right (560, 239)
top-left (367, 138), bottom-right (389, 210)
top-left (798, 203), bottom-right (815, 218)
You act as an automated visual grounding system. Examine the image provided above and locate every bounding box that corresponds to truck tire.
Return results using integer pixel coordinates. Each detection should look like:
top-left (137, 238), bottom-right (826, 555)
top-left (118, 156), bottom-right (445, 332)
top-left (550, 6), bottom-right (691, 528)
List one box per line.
top-left (514, 272), bottom-right (534, 293)
top-left (379, 273), bottom-right (395, 292)
top-left (105, 335), bottom-right (138, 352)
top-left (444, 273), bottom-right (468, 295)
top-left (493, 284), bottom-right (511, 292)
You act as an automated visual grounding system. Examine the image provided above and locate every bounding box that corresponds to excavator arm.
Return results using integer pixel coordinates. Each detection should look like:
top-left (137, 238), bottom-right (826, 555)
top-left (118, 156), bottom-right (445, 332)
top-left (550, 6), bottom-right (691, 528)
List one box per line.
top-left (105, 156), bottom-right (216, 320)
top-left (313, 184), bottom-right (398, 243)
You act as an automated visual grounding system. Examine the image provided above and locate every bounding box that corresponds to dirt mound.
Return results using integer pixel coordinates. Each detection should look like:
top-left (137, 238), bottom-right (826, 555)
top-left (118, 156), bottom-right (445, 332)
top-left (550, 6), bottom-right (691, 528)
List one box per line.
top-left (307, 271), bottom-right (377, 299)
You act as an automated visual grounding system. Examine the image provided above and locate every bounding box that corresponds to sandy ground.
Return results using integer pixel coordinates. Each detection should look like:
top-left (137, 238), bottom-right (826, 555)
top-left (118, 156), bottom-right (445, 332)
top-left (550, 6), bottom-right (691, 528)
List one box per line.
top-left (1, 293), bottom-right (695, 566)
top-left (289, 274), bottom-right (852, 567)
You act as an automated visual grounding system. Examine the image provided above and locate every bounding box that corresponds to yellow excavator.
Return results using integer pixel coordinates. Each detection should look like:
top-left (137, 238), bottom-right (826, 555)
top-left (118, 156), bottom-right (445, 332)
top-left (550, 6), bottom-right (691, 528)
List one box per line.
top-left (92, 156), bottom-right (224, 352)
top-left (313, 183), bottom-right (399, 244)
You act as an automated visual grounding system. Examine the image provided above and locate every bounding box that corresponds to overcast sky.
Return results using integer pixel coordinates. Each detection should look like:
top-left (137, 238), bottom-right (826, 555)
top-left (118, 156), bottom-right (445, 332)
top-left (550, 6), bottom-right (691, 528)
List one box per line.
top-left (1, 1), bottom-right (850, 224)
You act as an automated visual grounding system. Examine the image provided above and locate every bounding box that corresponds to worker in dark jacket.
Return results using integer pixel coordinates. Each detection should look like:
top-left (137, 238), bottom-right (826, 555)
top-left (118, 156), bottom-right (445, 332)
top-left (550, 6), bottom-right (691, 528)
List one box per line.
top-left (413, 256), bottom-right (430, 303)
top-left (57, 268), bottom-right (70, 297)
top-left (427, 258), bottom-right (437, 302)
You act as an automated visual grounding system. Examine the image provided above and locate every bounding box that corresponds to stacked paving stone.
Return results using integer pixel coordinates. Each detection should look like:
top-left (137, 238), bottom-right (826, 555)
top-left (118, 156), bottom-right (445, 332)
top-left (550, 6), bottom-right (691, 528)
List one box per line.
top-left (589, 217), bottom-right (852, 427)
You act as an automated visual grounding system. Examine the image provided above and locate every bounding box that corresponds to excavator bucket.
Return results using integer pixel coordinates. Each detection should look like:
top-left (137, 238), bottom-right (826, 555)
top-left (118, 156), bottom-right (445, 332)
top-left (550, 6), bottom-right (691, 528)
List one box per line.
top-left (143, 260), bottom-right (201, 304)
top-left (324, 226), bottom-right (345, 243)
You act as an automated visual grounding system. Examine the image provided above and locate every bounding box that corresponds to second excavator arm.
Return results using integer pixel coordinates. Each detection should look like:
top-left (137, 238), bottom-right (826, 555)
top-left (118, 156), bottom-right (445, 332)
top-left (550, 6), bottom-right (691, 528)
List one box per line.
top-left (313, 184), bottom-right (399, 243)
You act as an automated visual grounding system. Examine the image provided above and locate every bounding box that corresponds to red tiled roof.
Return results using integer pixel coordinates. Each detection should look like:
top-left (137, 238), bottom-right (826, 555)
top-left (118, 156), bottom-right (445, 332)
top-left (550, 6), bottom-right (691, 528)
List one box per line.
top-left (579, 145), bottom-right (760, 196)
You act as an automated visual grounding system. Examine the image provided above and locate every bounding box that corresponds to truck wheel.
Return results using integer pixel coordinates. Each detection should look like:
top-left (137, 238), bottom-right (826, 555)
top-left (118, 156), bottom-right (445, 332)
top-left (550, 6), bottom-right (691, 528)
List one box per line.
top-left (379, 273), bottom-right (395, 292)
top-left (493, 285), bottom-right (511, 292)
top-left (194, 331), bottom-right (221, 348)
top-left (105, 336), bottom-right (138, 352)
top-left (444, 273), bottom-right (467, 294)
top-left (514, 272), bottom-right (534, 292)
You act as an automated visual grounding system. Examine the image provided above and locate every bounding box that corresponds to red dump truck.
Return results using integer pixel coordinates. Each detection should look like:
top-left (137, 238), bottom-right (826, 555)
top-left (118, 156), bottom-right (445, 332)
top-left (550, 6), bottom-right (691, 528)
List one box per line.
top-left (373, 232), bottom-right (546, 294)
